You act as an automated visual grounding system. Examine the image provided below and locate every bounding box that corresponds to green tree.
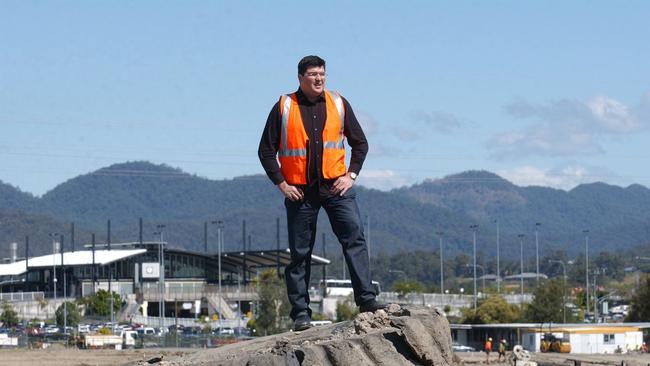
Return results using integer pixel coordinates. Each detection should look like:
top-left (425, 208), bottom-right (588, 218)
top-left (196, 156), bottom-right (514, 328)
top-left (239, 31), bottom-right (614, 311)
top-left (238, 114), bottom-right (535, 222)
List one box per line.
top-left (392, 280), bottom-right (425, 296)
top-left (336, 295), bottom-right (358, 321)
top-left (525, 279), bottom-right (564, 324)
top-left (461, 295), bottom-right (521, 324)
top-left (254, 269), bottom-right (290, 335)
top-left (79, 290), bottom-right (122, 316)
top-left (55, 301), bottom-right (81, 327)
top-left (627, 276), bottom-right (650, 322)
top-left (0, 301), bottom-right (19, 326)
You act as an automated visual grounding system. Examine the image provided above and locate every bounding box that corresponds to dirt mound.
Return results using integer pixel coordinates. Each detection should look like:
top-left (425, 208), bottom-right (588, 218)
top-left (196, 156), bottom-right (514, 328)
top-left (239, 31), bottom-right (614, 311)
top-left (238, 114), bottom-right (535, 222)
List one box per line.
top-left (146, 304), bottom-right (459, 366)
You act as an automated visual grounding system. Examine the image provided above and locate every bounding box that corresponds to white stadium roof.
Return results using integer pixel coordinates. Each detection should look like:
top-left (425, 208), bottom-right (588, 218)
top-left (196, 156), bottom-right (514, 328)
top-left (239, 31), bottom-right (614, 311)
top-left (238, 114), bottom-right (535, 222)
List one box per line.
top-left (0, 249), bottom-right (146, 277)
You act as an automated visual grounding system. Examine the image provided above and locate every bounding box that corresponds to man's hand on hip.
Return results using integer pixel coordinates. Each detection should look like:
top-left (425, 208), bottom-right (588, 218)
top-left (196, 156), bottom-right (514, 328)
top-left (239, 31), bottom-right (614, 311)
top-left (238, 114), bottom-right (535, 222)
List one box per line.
top-left (277, 181), bottom-right (304, 201)
top-left (330, 173), bottom-right (354, 196)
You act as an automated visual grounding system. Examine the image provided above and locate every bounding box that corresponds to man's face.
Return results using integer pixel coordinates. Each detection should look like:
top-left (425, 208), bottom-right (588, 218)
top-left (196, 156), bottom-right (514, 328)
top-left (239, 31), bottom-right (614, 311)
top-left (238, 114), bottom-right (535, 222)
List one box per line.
top-left (298, 66), bottom-right (326, 99)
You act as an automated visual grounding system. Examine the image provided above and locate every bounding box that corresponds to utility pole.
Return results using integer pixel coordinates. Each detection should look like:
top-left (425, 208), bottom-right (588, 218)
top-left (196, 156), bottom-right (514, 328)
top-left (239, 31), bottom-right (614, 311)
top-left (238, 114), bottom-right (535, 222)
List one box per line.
top-left (322, 232), bottom-right (327, 282)
top-left (211, 220), bottom-right (224, 330)
top-left (321, 233), bottom-right (327, 311)
top-left (60, 234), bottom-right (67, 335)
top-left (367, 214), bottom-right (371, 273)
top-left (219, 221), bottom-right (224, 330)
top-left (518, 234), bottom-right (525, 301)
top-left (466, 264), bottom-right (485, 294)
top-left (91, 234), bottom-right (96, 295)
top-left (593, 270), bottom-right (598, 323)
top-left (495, 219), bottom-right (500, 293)
top-left (242, 220), bottom-right (247, 284)
top-left (108, 219), bottom-right (113, 327)
top-left (276, 217), bottom-right (281, 278)
top-left (470, 225), bottom-right (478, 310)
top-left (48, 233), bottom-right (59, 300)
top-left (70, 222), bottom-right (75, 252)
top-left (436, 231), bottom-right (444, 310)
top-left (535, 222), bottom-right (541, 286)
top-left (155, 224), bottom-right (166, 328)
top-left (583, 229), bottom-right (590, 321)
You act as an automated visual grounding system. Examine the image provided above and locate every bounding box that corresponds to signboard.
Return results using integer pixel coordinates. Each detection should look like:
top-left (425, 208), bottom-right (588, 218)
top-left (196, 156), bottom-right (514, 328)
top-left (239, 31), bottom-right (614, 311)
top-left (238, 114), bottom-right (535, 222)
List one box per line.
top-left (141, 262), bottom-right (160, 278)
top-left (182, 302), bottom-right (192, 310)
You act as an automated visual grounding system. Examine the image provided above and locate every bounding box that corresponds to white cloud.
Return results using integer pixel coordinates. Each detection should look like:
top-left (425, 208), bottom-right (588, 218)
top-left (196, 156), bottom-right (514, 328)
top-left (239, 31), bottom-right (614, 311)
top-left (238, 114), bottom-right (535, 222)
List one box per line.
top-left (411, 110), bottom-right (462, 134)
top-left (356, 169), bottom-right (414, 191)
top-left (497, 165), bottom-right (595, 190)
top-left (491, 95), bottom-right (647, 159)
top-left (587, 96), bottom-right (639, 133)
top-left (488, 123), bottom-right (603, 158)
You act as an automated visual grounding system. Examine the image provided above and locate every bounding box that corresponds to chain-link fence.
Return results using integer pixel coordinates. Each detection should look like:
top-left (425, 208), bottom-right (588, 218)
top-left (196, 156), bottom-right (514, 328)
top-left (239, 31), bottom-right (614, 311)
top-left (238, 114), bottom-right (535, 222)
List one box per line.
top-left (2, 331), bottom-right (248, 349)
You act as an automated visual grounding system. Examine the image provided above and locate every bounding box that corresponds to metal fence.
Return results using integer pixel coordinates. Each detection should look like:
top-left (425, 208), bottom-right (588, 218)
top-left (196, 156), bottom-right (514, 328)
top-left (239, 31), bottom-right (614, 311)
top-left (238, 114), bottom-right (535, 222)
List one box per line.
top-left (378, 292), bottom-right (534, 307)
top-left (139, 283), bottom-right (258, 302)
top-left (2, 333), bottom-right (247, 350)
top-left (0, 291), bottom-right (45, 302)
top-left (131, 314), bottom-right (247, 329)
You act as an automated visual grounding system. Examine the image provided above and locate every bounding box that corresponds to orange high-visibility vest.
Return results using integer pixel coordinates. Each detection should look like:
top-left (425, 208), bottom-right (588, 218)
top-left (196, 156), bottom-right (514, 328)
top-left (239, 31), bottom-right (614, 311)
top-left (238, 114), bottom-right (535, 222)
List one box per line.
top-left (278, 90), bottom-right (346, 185)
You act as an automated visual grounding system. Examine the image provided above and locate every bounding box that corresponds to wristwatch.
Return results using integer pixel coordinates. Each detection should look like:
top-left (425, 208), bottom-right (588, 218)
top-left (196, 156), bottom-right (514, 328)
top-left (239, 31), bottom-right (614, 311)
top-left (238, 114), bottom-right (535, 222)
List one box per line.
top-left (349, 172), bottom-right (358, 180)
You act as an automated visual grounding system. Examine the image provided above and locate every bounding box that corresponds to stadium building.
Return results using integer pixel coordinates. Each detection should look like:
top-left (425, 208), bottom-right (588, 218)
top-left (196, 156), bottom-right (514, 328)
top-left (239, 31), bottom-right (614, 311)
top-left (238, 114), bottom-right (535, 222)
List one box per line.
top-left (0, 240), bottom-right (329, 326)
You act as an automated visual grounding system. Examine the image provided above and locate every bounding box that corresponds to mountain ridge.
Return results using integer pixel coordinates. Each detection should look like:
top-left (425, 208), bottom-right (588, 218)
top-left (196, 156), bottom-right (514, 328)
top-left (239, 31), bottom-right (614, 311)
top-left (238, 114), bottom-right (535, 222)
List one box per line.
top-left (1, 162), bottom-right (649, 260)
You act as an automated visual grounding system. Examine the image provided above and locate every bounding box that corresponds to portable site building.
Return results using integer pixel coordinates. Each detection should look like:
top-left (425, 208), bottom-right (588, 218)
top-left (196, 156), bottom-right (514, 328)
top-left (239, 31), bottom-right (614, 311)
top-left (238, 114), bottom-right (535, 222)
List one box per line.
top-left (522, 326), bottom-right (644, 354)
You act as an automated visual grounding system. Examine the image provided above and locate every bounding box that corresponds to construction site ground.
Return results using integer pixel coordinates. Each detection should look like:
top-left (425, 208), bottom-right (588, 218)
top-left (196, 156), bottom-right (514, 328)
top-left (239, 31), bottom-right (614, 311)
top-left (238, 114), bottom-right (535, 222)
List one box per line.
top-left (2, 347), bottom-right (650, 365)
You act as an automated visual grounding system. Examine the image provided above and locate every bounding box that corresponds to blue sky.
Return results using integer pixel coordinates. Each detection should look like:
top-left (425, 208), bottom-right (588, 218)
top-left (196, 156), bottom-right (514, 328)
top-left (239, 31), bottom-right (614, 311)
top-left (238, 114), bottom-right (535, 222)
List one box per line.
top-left (1, 1), bottom-right (649, 196)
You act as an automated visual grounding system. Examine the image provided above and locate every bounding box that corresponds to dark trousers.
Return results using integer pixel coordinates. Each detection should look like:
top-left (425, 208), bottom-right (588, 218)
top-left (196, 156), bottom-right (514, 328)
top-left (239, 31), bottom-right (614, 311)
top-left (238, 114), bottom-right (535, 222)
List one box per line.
top-left (284, 186), bottom-right (376, 320)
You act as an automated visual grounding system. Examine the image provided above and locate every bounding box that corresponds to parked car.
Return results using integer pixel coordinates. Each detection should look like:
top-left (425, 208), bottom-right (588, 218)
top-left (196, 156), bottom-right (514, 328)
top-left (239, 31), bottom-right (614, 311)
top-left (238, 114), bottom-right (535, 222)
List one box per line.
top-left (136, 327), bottom-right (156, 336)
top-left (213, 327), bottom-right (235, 335)
top-left (452, 342), bottom-right (476, 352)
top-left (77, 324), bottom-right (90, 333)
top-left (168, 324), bottom-right (185, 334)
top-left (44, 326), bottom-right (60, 334)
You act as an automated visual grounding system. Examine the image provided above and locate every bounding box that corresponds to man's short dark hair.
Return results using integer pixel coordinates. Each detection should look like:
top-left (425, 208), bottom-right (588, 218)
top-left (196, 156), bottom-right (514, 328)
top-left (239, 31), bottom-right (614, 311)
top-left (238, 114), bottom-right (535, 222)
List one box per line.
top-left (298, 55), bottom-right (326, 75)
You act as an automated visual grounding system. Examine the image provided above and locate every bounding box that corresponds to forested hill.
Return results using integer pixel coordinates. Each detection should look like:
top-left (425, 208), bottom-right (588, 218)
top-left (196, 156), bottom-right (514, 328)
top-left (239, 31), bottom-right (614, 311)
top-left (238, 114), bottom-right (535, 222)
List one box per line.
top-left (0, 180), bottom-right (38, 211)
top-left (1, 162), bottom-right (649, 260)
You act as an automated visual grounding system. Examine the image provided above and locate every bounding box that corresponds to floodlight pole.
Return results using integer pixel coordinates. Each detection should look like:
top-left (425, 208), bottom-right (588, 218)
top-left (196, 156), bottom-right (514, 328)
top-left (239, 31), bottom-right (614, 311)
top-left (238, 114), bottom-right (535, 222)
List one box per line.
top-left (518, 234), bottom-right (525, 301)
top-left (535, 223), bottom-right (541, 286)
top-left (470, 225), bottom-right (478, 310)
top-left (583, 229), bottom-right (590, 321)
top-left (156, 224), bottom-right (166, 329)
top-left (48, 233), bottom-right (59, 301)
top-left (60, 234), bottom-right (67, 335)
top-left (495, 219), bottom-right (500, 293)
top-left (212, 220), bottom-right (224, 330)
top-left (436, 231), bottom-right (444, 310)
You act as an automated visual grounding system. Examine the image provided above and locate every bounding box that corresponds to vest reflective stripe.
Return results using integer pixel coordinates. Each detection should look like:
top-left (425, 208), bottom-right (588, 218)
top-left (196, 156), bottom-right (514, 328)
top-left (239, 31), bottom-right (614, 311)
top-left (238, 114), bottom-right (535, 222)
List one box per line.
top-left (279, 93), bottom-right (294, 155)
top-left (278, 90), bottom-right (347, 184)
top-left (327, 91), bottom-right (345, 151)
top-left (279, 148), bottom-right (307, 157)
top-left (323, 140), bottom-right (344, 149)
top-left (330, 91), bottom-right (345, 130)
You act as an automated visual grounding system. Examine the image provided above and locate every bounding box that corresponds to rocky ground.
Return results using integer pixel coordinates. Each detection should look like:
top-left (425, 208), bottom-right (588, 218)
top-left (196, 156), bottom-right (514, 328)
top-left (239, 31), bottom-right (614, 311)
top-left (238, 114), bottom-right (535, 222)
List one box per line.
top-left (148, 304), bottom-right (457, 366)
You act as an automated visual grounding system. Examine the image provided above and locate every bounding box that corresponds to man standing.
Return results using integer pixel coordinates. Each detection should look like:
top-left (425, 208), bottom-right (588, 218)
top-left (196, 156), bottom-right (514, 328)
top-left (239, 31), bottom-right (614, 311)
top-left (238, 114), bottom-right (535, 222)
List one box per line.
top-left (498, 339), bottom-right (506, 362)
top-left (484, 337), bottom-right (493, 364)
top-left (258, 55), bottom-right (385, 331)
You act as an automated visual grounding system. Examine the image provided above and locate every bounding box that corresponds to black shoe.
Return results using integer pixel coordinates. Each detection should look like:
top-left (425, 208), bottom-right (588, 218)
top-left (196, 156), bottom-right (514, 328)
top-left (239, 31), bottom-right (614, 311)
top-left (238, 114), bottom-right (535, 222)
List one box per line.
top-left (359, 300), bottom-right (388, 313)
top-left (293, 315), bottom-right (312, 331)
